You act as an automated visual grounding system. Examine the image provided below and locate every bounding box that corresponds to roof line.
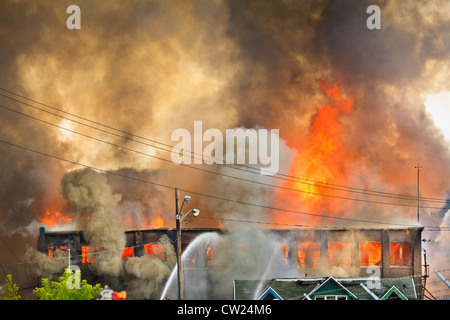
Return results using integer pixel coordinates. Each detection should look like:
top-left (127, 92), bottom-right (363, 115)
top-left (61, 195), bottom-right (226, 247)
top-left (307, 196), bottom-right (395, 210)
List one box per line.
top-left (381, 286), bottom-right (409, 300)
top-left (257, 286), bottom-right (284, 300)
top-left (307, 276), bottom-right (358, 299)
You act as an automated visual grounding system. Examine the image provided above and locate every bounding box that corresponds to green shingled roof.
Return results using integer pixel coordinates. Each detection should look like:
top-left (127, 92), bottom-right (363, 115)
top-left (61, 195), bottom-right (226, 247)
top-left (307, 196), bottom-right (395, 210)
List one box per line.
top-left (233, 277), bottom-right (417, 300)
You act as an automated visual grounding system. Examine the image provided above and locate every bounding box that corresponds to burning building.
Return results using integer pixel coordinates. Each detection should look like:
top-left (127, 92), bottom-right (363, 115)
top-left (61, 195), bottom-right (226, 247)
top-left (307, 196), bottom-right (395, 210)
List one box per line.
top-left (0, 0), bottom-right (448, 301)
top-left (37, 225), bottom-right (425, 299)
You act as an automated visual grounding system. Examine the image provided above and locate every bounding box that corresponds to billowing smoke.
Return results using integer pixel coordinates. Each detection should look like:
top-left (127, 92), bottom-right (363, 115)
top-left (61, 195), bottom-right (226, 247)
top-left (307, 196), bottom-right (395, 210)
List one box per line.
top-left (124, 235), bottom-right (176, 300)
top-left (22, 247), bottom-right (68, 281)
top-left (21, 168), bottom-right (176, 299)
top-left (0, 0), bottom-right (449, 299)
top-left (62, 168), bottom-right (178, 298)
top-left (208, 229), bottom-right (292, 299)
top-left (61, 168), bottom-right (125, 277)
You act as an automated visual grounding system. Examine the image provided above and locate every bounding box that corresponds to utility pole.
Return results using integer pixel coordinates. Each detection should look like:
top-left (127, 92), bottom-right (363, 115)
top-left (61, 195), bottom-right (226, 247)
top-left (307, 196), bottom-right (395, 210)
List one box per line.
top-left (415, 164), bottom-right (422, 223)
top-left (174, 189), bottom-right (199, 300)
top-left (175, 188), bottom-right (183, 300)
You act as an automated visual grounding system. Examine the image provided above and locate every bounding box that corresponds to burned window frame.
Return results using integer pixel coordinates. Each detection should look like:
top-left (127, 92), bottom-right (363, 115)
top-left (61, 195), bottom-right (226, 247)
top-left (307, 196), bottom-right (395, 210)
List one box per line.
top-left (358, 241), bottom-right (382, 267)
top-left (390, 241), bottom-right (412, 266)
top-left (297, 241), bottom-right (320, 269)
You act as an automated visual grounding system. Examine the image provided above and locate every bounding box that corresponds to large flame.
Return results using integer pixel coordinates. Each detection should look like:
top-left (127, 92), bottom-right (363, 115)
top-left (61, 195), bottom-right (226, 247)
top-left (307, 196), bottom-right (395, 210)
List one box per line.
top-left (39, 206), bottom-right (165, 231)
top-left (123, 214), bottom-right (165, 230)
top-left (276, 80), bottom-right (355, 226)
top-left (38, 209), bottom-right (72, 228)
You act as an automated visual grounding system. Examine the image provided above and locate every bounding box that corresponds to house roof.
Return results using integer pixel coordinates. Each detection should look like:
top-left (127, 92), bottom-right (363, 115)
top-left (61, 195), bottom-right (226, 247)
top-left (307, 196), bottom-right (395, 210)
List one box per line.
top-left (380, 286), bottom-right (409, 300)
top-left (233, 277), bottom-right (417, 300)
top-left (306, 276), bottom-right (358, 299)
top-left (258, 287), bottom-right (284, 300)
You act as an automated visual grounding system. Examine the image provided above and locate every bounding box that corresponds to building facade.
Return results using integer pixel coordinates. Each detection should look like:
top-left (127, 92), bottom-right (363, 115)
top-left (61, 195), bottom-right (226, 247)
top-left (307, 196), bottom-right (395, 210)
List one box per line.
top-left (37, 226), bottom-right (425, 299)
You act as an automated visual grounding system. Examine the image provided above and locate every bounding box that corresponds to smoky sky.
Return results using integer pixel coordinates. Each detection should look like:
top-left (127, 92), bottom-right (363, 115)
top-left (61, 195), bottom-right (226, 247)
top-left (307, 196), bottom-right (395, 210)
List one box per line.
top-left (0, 0), bottom-right (449, 293)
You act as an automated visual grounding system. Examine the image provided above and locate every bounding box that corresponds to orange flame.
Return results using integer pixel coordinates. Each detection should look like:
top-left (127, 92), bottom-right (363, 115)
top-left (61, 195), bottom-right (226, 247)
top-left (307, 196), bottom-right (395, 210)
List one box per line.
top-left (82, 246), bottom-right (93, 264)
top-left (390, 242), bottom-right (412, 266)
top-left (328, 241), bottom-right (351, 268)
top-left (278, 243), bottom-right (289, 265)
top-left (123, 214), bottom-right (165, 229)
top-left (206, 246), bottom-right (217, 260)
top-left (359, 241), bottom-right (381, 266)
top-left (276, 80), bottom-right (355, 225)
top-left (122, 247), bottom-right (134, 259)
top-left (144, 243), bottom-right (165, 259)
top-left (297, 242), bottom-right (320, 268)
top-left (47, 246), bottom-right (70, 260)
top-left (206, 246), bottom-right (217, 266)
top-left (39, 209), bottom-right (72, 228)
top-left (150, 215), bottom-right (164, 228)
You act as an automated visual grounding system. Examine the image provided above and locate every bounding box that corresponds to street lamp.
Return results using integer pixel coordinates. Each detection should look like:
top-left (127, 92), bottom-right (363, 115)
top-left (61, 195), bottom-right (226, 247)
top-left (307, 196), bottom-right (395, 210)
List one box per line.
top-left (175, 188), bottom-right (200, 300)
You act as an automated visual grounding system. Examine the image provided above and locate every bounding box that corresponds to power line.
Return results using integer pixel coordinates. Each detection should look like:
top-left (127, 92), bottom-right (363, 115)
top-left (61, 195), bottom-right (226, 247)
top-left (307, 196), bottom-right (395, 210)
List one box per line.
top-left (197, 215), bottom-right (450, 231)
top-left (0, 101), bottom-right (449, 211)
top-left (0, 137), bottom-right (173, 190)
top-left (0, 87), bottom-right (448, 204)
top-left (0, 137), bottom-right (447, 231)
top-left (0, 264), bottom-right (21, 299)
top-left (0, 234), bottom-right (23, 265)
top-left (0, 235), bottom-right (24, 299)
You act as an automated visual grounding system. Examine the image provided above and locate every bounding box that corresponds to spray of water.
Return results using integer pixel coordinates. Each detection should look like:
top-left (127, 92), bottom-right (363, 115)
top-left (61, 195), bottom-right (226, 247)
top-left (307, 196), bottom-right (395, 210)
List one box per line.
top-left (251, 245), bottom-right (281, 300)
top-left (160, 232), bottom-right (220, 300)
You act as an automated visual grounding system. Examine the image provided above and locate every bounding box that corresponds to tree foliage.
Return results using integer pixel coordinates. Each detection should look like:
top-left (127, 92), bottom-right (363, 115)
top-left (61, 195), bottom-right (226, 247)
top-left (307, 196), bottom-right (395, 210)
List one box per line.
top-left (33, 269), bottom-right (102, 300)
top-left (1, 274), bottom-right (21, 300)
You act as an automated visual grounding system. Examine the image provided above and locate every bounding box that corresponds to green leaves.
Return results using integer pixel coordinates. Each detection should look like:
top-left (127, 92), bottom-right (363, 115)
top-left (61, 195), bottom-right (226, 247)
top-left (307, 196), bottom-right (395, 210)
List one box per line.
top-left (1, 274), bottom-right (21, 300)
top-left (33, 269), bottom-right (102, 300)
